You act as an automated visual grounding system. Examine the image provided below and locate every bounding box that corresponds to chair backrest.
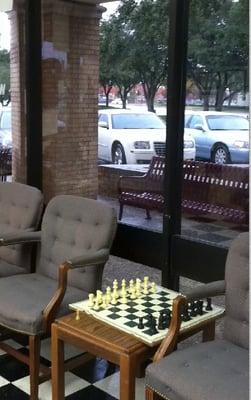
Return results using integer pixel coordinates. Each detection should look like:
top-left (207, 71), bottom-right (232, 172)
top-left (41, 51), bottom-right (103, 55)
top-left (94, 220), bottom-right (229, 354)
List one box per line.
top-left (0, 182), bottom-right (43, 271)
top-left (224, 232), bottom-right (249, 349)
top-left (37, 195), bottom-right (117, 293)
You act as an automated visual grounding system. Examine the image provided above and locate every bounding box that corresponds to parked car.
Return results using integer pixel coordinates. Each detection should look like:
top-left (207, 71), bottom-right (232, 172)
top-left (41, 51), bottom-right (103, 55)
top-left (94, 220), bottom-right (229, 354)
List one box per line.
top-left (185, 111), bottom-right (249, 164)
top-left (0, 107), bottom-right (12, 148)
top-left (98, 109), bottom-right (195, 164)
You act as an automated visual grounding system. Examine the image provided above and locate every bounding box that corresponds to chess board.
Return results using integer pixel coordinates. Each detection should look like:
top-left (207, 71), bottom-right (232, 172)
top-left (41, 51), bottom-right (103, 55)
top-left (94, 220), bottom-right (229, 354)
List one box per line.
top-left (69, 285), bottom-right (224, 346)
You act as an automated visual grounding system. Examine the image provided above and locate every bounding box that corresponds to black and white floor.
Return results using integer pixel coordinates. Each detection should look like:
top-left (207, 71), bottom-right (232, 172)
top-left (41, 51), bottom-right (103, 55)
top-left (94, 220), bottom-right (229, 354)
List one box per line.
top-left (0, 338), bottom-right (146, 400)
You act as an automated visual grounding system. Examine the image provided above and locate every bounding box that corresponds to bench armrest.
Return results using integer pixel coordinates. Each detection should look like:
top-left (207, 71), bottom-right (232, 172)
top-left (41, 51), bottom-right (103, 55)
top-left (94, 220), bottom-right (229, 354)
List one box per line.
top-left (185, 280), bottom-right (225, 301)
top-left (0, 231), bottom-right (41, 246)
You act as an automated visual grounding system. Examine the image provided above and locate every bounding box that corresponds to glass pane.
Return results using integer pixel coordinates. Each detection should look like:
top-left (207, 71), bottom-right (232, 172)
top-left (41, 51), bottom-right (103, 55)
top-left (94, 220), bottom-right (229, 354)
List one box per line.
top-left (182, 0), bottom-right (249, 249)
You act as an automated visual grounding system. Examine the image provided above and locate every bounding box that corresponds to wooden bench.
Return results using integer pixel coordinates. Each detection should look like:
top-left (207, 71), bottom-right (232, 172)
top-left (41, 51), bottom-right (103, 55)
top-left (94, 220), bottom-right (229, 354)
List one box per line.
top-left (118, 156), bottom-right (249, 225)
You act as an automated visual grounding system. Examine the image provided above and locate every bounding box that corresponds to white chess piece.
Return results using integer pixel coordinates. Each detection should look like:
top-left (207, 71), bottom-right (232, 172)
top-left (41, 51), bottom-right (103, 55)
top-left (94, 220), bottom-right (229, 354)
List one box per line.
top-left (88, 293), bottom-right (94, 307)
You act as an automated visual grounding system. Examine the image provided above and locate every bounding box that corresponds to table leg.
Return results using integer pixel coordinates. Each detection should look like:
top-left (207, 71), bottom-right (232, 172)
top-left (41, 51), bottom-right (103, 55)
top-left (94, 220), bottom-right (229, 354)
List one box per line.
top-left (120, 353), bottom-right (137, 400)
top-left (202, 321), bottom-right (215, 342)
top-left (51, 324), bottom-right (65, 400)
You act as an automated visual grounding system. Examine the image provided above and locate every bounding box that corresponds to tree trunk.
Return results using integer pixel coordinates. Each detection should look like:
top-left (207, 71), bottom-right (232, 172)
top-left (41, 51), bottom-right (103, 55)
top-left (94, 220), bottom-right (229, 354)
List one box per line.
top-left (203, 95), bottom-right (209, 111)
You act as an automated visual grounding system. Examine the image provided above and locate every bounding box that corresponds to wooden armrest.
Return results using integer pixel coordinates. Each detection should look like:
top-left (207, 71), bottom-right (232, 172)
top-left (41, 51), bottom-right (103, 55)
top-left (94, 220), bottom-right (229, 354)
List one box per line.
top-left (153, 295), bottom-right (186, 362)
top-left (42, 262), bottom-right (72, 333)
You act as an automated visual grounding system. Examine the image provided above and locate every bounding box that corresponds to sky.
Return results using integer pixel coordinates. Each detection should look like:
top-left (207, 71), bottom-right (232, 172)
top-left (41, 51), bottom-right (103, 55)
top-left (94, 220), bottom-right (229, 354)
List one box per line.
top-left (0, 2), bottom-right (120, 50)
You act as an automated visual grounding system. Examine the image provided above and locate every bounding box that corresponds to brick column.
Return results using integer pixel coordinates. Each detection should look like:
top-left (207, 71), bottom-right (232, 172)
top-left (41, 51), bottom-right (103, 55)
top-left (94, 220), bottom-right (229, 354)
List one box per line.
top-left (9, 1), bottom-right (27, 182)
top-left (10, 0), bottom-right (103, 202)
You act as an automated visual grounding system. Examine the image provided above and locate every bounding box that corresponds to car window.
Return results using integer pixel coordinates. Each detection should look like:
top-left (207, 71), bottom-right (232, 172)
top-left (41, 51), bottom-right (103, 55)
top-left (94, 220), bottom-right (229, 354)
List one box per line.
top-left (99, 114), bottom-right (109, 127)
top-left (184, 114), bottom-right (191, 126)
top-left (111, 114), bottom-right (165, 129)
top-left (1, 111), bottom-right (11, 130)
top-left (206, 115), bottom-right (249, 130)
top-left (189, 115), bottom-right (204, 128)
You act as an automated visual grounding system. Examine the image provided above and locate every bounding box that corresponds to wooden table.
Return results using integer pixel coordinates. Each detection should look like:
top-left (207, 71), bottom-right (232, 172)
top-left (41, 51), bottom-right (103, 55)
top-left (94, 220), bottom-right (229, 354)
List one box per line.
top-left (51, 311), bottom-right (217, 400)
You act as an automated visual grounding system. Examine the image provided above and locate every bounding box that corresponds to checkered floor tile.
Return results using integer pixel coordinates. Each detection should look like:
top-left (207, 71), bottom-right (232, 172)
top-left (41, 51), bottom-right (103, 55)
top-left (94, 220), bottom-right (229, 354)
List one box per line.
top-left (0, 339), bottom-right (146, 400)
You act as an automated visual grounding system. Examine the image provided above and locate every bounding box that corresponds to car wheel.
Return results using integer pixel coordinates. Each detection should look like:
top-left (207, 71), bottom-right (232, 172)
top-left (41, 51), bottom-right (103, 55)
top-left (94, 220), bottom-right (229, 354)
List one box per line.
top-left (112, 143), bottom-right (126, 164)
top-left (211, 145), bottom-right (230, 164)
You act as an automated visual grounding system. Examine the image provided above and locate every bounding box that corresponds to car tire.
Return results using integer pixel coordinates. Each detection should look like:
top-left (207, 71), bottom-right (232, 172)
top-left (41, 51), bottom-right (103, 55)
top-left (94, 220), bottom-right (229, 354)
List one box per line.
top-left (112, 143), bottom-right (126, 164)
top-left (211, 144), bottom-right (230, 164)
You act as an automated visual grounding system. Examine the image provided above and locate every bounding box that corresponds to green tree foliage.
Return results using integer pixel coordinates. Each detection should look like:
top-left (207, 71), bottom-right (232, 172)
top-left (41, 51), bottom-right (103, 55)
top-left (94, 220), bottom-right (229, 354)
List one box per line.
top-left (120, 0), bottom-right (169, 112)
top-left (0, 49), bottom-right (10, 105)
top-left (100, 21), bottom-right (115, 107)
top-left (188, 0), bottom-right (248, 110)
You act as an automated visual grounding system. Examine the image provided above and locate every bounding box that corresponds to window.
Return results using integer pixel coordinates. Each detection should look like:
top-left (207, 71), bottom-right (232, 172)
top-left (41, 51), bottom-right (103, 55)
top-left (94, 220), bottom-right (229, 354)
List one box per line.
top-left (1, 111), bottom-right (11, 129)
top-left (188, 115), bottom-right (203, 128)
top-left (99, 113), bottom-right (109, 127)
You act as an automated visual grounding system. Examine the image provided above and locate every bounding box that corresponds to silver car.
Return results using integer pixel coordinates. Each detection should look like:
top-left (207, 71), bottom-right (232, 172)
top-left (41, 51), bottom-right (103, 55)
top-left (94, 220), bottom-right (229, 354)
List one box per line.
top-left (185, 111), bottom-right (249, 164)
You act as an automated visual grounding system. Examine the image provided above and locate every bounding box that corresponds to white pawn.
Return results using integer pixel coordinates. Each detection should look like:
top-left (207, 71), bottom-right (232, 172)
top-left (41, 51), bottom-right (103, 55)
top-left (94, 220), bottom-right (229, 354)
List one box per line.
top-left (130, 287), bottom-right (136, 299)
top-left (106, 287), bottom-right (111, 303)
top-left (88, 293), bottom-right (94, 308)
top-left (111, 291), bottom-right (117, 305)
top-left (143, 276), bottom-right (149, 295)
top-left (93, 296), bottom-right (100, 310)
top-left (129, 279), bottom-right (134, 293)
top-left (151, 282), bottom-right (157, 293)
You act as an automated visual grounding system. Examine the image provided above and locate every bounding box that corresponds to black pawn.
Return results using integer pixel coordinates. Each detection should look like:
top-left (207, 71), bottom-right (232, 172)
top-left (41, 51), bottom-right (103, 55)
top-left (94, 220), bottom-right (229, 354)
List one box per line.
top-left (138, 317), bottom-right (144, 329)
top-left (206, 297), bottom-right (213, 311)
top-left (149, 317), bottom-right (158, 335)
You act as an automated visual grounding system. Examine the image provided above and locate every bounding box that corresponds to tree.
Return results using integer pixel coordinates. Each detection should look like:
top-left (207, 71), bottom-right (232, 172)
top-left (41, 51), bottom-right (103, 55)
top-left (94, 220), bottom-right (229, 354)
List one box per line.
top-left (188, 0), bottom-right (248, 111)
top-left (0, 49), bottom-right (10, 106)
top-left (100, 21), bottom-right (115, 107)
top-left (119, 0), bottom-right (169, 112)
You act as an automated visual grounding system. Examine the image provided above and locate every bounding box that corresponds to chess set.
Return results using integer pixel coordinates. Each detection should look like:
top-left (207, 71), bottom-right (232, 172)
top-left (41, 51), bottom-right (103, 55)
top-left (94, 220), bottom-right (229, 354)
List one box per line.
top-left (69, 277), bottom-right (224, 346)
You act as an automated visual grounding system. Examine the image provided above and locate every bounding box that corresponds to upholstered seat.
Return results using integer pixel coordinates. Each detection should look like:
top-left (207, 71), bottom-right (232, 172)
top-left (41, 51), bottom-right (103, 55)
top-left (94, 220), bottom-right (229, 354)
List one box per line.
top-left (146, 339), bottom-right (248, 400)
top-left (145, 232), bottom-right (249, 400)
top-left (0, 195), bottom-right (117, 400)
top-left (0, 182), bottom-right (43, 276)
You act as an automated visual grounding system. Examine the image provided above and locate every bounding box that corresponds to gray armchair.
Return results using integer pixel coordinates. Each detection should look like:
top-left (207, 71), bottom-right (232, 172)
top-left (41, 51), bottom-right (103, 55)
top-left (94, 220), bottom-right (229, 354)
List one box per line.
top-left (145, 232), bottom-right (249, 400)
top-left (0, 195), bottom-right (117, 400)
top-left (0, 182), bottom-right (43, 277)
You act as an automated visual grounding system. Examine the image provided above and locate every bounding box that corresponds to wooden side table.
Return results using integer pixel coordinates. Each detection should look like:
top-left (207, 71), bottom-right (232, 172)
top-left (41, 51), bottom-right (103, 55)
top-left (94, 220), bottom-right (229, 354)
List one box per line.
top-left (51, 311), bottom-right (217, 400)
top-left (51, 312), bottom-right (156, 400)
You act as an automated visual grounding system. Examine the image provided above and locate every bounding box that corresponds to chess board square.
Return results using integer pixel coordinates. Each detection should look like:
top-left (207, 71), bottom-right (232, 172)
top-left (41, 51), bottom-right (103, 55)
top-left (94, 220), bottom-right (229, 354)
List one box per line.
top-left (143, 328), bottom-right (158, 336)
top-left (108, 307), bottom-right (121, 313)
top-left (141, 295), bottom-right (153, 301)
top-left (158, 302), bottom-right (171, 308)
top-left (123, 314), bottom-right (138, 321)
top-left (0, 383), bottom-right (30, 399)
top-left (158, 291), bottom-right (169, 296)
top-left (126, 301), bottom-right (138, 307)
top-left (125, 307), bottom-right (138, 314)
top-left (157, 295), bottom-right (171, 302)
top-left (140, 301), bottom-right (154, 307)
top-left (106, 313), bottom-right (121, 320)
top-left (124, 320), bottom-right (138, 328)
top-left (143, 308), bottom-right (155, 314)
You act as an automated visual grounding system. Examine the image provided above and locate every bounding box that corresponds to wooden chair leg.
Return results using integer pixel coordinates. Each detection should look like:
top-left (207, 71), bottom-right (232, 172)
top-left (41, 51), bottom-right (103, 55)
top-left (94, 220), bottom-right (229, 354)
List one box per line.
top-left (29, 335), bottom-right (41, 400)
top-left (146, 209), bottom-right (151, 219)
top-left (119, 203), bottom-right (124, 220)
top-left (145, 386), bottom-right (162, 399)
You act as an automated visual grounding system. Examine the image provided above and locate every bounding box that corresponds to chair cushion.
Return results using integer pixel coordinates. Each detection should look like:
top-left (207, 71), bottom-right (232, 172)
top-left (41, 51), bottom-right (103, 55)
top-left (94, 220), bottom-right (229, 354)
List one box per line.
top-left (0, 273), bottom-right (87, 335)
top-left (145, 340), bottom-right (249, 400)
top-left (37, 195), bottom-right (117, 292)
top-left (224, 232), bottom-right (249, 349)
top-left (0, 258), bottom-right (28, 277)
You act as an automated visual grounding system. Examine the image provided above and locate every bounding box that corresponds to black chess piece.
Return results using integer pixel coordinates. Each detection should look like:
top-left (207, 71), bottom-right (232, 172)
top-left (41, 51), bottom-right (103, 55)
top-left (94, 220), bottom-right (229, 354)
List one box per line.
top-left (198, 300), bottom-right (204, 315)
top-left (158, 314), bottom-right (165, 330)
top-left (138, 317), bottom-right (144, 329)
top-left (206, 297), bottom-right (213, 311)
top-left (149, 317), bottom-right (158, 335)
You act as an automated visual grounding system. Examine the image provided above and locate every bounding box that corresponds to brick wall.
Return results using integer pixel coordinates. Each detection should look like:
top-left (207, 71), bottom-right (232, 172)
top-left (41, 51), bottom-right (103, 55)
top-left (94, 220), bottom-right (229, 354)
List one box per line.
top-left (9, 5), bottom-right (27, 182)
top-left (10, 0), bottom-right (103, 203)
